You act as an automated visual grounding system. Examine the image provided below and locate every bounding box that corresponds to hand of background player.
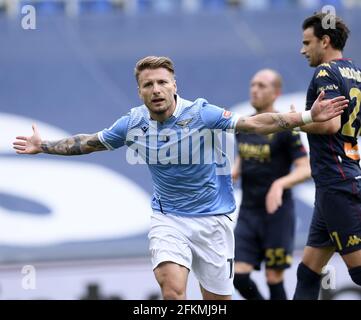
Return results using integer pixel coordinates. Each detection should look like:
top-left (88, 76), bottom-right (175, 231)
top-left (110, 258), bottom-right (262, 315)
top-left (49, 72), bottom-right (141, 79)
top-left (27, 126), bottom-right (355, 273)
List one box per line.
top-left (265, 180), bottom-right (284, 214)
top-left (310, 91), bottom-right (349, 122)
top-left (231, 167), bottom-right (240, 183)
top-left (13, 124), bottom-right (43, 154)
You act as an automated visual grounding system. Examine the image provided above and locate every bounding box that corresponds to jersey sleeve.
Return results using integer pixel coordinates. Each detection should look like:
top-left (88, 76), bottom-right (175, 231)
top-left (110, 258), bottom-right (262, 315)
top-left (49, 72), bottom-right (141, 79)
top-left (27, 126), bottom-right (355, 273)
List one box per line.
top-left (200, 102), bottom-right (241, 130)
top-left (285, 130), bottom-right (308, 161)
top-left (97, 114), bottom-right (130, 150)
top-left (312, 64), bottom-right (342, 100)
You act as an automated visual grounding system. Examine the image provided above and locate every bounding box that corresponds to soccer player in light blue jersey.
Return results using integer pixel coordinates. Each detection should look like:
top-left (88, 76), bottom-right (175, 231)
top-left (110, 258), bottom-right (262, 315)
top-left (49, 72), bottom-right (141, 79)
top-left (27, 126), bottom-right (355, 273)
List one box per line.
top-left (13, 56), bottom-right (348, 300)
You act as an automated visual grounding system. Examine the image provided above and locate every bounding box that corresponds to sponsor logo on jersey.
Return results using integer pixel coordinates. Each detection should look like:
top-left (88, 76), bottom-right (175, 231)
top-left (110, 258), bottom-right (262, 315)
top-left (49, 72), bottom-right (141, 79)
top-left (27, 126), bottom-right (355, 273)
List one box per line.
top-left (346, 235), bottom-right (361, 247)
top-left (239, 143), bottom-right (271, 162)
top-left (317, 84), bottom-right (339, 94)
top-left (316, 69), bottom-right (329, 78)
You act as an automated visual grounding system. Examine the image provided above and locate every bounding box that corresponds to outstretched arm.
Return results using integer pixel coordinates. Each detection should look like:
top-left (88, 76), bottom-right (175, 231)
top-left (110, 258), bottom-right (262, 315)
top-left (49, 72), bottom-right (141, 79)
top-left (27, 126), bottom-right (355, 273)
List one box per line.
top-left (13, 124), bottom-right (106, 155)
top-left (300, 115), bottom-right (341, 135)
top-left (236, 91), bottom-right (348, 135)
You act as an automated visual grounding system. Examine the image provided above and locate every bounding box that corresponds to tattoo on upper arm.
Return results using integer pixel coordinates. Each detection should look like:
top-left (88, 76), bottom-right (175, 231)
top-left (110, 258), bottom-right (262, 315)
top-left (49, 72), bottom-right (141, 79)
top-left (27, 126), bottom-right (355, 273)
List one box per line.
top-left (41, 134), bottom-right (106, 155)
top-left (272, 114), bottom-right (291, 129)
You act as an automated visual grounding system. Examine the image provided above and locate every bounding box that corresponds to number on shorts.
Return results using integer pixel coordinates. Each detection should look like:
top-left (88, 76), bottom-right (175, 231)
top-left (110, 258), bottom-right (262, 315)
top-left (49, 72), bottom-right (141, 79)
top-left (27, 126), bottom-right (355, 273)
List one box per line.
top-left (330, 231), bottom-right (343, 251)
top-left (266, 248), bottom-right (286, 267)
top-left (227, 258), bottom-right (234, 279)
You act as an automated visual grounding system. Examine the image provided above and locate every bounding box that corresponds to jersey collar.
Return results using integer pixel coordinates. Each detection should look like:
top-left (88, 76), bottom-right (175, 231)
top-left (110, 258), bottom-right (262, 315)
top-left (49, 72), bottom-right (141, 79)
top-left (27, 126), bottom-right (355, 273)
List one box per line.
top-left (172, 95), bottom-right (184, 118)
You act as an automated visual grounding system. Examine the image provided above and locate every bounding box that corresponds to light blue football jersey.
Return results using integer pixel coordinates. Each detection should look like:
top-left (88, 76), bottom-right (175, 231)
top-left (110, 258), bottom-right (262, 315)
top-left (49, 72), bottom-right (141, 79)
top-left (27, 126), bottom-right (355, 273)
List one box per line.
top-left (98, 96), bottom-right (240, 217)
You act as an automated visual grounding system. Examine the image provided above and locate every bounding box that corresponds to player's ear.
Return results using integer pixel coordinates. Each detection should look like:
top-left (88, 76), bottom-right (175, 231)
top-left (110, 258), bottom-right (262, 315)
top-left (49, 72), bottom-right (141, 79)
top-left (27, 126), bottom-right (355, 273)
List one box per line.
top-left (322, 35), bottom-right (331, 48)
top-left (174, 80), bottom-right (177, 94)
top-left (138, 86), bottom-right (142, 98)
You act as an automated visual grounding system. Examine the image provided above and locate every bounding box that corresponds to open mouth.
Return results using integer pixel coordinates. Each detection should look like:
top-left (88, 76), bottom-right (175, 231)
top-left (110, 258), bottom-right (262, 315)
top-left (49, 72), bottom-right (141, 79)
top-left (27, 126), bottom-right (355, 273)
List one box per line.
top-left (152, 98), bottom-right (165, 104)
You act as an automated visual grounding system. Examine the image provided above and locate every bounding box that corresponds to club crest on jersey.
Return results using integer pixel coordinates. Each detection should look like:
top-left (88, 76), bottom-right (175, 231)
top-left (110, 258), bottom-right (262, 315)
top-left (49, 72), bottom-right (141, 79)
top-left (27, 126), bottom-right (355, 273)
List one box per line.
top-left (141, 125), bottom-right (149, 133)
top-left (176, 118), bottom-right (193, 128)
top-left (222, 110), bottom-right (232, 119)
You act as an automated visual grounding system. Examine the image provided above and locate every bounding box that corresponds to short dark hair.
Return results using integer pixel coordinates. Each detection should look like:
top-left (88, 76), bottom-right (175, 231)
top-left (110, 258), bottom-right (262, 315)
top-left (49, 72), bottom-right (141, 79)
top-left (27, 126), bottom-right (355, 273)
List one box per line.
top-left (302, 13), bottom-right (350, 51)
top-left (135, 56), bottom-right (175, 83)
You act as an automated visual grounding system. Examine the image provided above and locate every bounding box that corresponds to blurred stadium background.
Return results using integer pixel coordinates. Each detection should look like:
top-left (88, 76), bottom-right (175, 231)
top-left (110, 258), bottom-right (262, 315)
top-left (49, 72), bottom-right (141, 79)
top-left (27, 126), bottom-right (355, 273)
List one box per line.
top-left (1, 0), bottom-right (361, 299)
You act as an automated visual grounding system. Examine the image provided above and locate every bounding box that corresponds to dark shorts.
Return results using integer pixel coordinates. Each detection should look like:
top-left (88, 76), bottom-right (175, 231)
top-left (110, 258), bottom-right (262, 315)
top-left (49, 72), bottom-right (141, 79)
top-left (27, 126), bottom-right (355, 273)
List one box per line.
top-left (234, 198), bottom-right (295, 270)
top-left (307, 178), bottom-right (361, 255)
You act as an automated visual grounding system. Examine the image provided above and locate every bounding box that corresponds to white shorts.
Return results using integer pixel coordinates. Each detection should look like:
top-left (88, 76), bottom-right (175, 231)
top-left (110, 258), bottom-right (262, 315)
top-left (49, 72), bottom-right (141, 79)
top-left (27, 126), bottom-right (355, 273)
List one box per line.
top-left (148, 212), bottom-right (235, 296)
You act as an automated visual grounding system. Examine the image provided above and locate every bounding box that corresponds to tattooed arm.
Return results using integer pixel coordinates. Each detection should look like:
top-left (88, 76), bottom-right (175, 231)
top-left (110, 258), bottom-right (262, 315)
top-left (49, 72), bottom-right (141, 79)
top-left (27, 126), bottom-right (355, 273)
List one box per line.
top-left (41, 134), bottom-right (106, 155)
top-left (236, 112), bottom-right (302, 135)
top-left (13, 124), bottom-right (106, 155)
top-left (235, 91), bottom-right (348, 135)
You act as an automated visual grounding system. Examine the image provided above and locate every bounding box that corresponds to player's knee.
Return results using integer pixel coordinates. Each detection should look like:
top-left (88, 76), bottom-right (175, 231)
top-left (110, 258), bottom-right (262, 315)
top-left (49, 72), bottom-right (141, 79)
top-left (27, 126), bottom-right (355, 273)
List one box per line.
top-left (266, 269), bottom-right (284, 284)
top-left (161, 284), bottom-right (186, 300)
top-left (162, 288), bottom-right (185, 300)
top-left (349, 266), bottom-right (361, 286)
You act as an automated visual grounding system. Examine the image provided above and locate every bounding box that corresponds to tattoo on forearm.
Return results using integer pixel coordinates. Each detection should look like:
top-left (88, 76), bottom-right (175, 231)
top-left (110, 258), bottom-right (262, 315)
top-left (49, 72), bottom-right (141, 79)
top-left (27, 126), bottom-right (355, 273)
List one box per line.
top-left (272, 114), bottom-right (291, 129)
top-left (41, 135), bottom-right (85, 155)
top-left (41, 134), bottom-right (106, 155)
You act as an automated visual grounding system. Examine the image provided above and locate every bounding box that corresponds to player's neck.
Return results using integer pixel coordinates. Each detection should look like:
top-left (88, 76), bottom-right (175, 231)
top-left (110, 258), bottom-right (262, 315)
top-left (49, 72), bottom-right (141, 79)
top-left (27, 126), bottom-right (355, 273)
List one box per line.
top-left (321, 50), bottom-right (343, 64)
